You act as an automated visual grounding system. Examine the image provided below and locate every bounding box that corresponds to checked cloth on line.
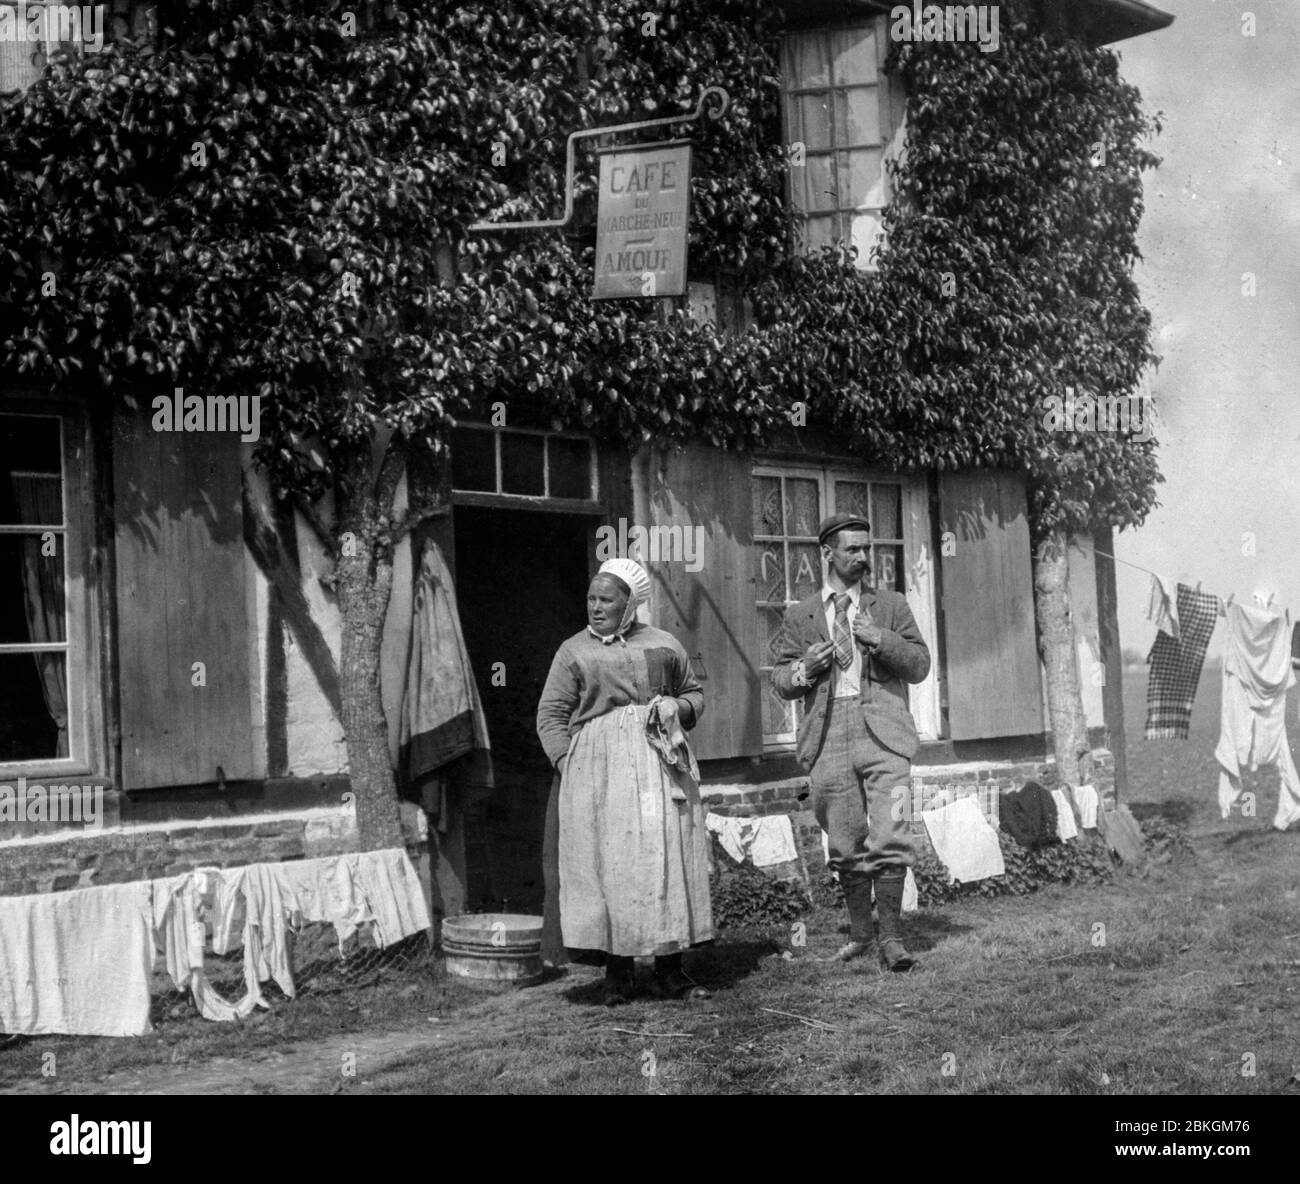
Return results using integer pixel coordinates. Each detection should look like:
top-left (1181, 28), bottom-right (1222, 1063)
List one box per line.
top-left (1144, 583), bottom-right (1220, 739)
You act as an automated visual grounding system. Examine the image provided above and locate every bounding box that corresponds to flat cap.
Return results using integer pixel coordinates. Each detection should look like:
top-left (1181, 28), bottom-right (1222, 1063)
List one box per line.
top-left (817, 512), bottom-right (871, 545)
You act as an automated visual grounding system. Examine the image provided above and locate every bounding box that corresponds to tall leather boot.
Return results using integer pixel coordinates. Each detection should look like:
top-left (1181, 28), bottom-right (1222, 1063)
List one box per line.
top-left (873, 870), bottom-right (915, 972)
top-left (837, 870), bottom-right (876, 962)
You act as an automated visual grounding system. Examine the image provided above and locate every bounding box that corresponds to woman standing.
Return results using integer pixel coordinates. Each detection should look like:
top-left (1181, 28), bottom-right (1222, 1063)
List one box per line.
top-left (536, 557), bottom-right (713, 1004)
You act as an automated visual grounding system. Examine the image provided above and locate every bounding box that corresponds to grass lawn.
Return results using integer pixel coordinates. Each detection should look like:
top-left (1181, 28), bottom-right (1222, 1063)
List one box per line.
top-left (2, 665), bottom-right (1297, 1094)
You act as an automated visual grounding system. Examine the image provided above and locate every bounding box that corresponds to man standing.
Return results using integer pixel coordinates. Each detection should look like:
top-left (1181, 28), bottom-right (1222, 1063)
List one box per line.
top-left (771, 513), bottom-right (931, 971)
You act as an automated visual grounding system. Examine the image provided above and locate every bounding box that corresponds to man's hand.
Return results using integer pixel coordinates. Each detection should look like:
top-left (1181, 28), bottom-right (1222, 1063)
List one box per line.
top-left (803, 639), bottom-right (836, 677)
top-left (852, 614), bottom-right (883, 650)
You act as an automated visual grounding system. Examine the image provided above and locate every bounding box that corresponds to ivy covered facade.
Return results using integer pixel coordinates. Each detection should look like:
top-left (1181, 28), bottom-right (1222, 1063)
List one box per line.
top-left (0, 0), bottom-right (1172, 914)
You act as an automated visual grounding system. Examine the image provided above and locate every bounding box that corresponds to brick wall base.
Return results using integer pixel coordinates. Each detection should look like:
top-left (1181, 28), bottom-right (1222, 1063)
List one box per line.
top-left (702, 749), bottom-right (1117, 883)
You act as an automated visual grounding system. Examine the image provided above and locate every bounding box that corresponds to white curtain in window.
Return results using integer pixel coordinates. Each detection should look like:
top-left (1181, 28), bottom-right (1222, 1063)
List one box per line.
top-left (11, 472), bottom-right (68, 758)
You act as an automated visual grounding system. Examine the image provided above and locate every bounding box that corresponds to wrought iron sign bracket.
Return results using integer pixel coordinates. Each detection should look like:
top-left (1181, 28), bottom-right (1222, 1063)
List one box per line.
top-left (467, 85), bottom-right (729, 234)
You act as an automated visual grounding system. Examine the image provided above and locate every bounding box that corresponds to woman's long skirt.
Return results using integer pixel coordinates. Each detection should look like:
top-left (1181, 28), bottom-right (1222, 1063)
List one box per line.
top-left (558, 704), bottom-right (713, 957)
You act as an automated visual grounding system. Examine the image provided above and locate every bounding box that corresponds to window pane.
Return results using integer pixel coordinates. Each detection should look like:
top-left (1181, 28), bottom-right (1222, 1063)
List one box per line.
top-left (761, 606), bottom-right (788, 664)
top-left (850, 211), bottom-right (885, 268)
top-left (548, 436), bottom-right (592, 500)
top-left (753, 475), bottom-right (782, 536)
top-left (804, 153), bottom-right (838, 213)
top-left (757, 542), bottom-right (786, 602)
top-left (787, 32), bottom-right (830, 90)
top-left (786, 478), bottom-right (820, 537)
top-left (874, 544), bottom-right (904, 593)
top-left (0, 416), bottom-right (63, 525)
top-left (796, 93), bottom-right (833, 151)
top-left (836, 86), bottom-right (882, 147)
top-left (0, 33), bottom-right (45, 94)
top-left (871, 483), bottom-right (901, 539)
top-left (450, 428), bottom-right (495, 492)
top-left (501, 433), bottom-right (545, 496)
top-left (837, 147), bottom-right (886, 209)
top-left (763, 682), bottom-right (796, 739)
top-left (0, 535), bottom-right (66, 645)
top-left (790, 543), bottom-right (822, 599)
top-left (0, 652), bottom-right (66, 761)
top-left (829, 25), bottom-right (877, 86)
top-left (834, 480), bottom-right (871, 523)
top-left (801, 215), bottom-right (839, 253)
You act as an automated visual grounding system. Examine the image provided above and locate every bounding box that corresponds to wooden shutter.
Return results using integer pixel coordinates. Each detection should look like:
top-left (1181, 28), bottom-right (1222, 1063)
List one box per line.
top-left (937, 470), bottom-right (1043, 740)
top-left (648, 444), bottom-right (763, 759)
top-left (113, 411), bottom-right (256, 787)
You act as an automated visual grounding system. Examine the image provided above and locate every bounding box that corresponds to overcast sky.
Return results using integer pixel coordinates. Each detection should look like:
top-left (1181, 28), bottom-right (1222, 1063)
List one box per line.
top-left (1107, 0), bottom-right (1299, 660)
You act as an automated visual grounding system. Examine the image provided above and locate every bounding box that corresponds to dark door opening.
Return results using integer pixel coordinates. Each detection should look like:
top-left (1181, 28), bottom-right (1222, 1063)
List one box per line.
top-left (454, 506), bottom-right (591, 912)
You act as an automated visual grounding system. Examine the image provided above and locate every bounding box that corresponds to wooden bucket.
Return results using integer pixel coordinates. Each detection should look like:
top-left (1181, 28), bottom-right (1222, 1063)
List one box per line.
top-left (441, 913), bottom-right (545, 987)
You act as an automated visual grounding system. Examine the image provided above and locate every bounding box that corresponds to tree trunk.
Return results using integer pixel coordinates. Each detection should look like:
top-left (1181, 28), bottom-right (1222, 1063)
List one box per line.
top-left (334, 436), bottom-right (405, 850)
top-left (1033, 531), bottom-right (1093, 789)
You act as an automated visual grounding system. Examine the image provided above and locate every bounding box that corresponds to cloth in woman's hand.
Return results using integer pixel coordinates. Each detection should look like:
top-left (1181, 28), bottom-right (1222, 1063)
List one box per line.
top-left (645, 695), bottom-right (699, 794)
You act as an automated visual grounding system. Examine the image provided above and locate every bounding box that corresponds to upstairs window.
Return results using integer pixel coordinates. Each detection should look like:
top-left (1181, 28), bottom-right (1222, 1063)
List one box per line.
top-left (780, 18), bottom-right (906, 268)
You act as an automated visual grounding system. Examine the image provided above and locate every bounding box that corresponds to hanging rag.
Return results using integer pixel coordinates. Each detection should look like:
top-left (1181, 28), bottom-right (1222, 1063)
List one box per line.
top-left (921, 795), bottom-right (1006, 884)
top-left (0, 881), bottom-right (154, 1037)
top-left (1144, 583), bottom-right (1220, 739)
top-left (1073, 783), bottom-right (1100, 830)
top-left (705, 812), bottom-right (798, 868)
top-left (398, 539), bottom-right (493, 829)
top-left (1145, 573), bottom-right (1181, 640)
top-left (1049, 788), bottom-right (1079, 841)
top-left (645, 694), bottom-right (699, 798)
top-left (999, 781), bottom-right (1059, 849)
top-left (1214, 602), bottom-right (1300, 831)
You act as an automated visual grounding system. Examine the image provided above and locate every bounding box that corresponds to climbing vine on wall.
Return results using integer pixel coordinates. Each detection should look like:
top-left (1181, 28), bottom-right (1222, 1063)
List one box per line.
top-left (0, 0), bottom-right (1162, 536)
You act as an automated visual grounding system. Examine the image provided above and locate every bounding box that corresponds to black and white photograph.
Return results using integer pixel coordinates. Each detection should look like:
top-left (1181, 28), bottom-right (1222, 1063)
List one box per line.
top-left (0, 0), bottom-right (1294, 1132)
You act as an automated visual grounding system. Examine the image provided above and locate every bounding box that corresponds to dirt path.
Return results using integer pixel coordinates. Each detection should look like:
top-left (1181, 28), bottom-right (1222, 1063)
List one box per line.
top-left (12, 966), bottom-right (608, 1095)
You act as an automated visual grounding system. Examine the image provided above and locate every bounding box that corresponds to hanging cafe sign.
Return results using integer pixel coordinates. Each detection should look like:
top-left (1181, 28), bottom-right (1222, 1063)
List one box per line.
top-left (468, 88), bottom-right (726, 301)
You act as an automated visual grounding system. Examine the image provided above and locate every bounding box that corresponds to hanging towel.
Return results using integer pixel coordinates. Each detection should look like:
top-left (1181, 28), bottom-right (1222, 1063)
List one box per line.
top-left (0, 881), bottom-right (154, 1037)
top-left (921, 795), bottom-right (1005, 884)
top-left (398, 539), bottom-right (493, 825)
top-left (1000, 781), bottom-right (1058, 849)
top-left (705, 812), bottom-right (798, 868)
top-left (1146, 573), bottom-right (1181, 640)
top-left (1049, 788), bottom-right (1079, 841)
top-left (1073, 783), bottom-right (1100, 830)
top-left (1144, 583), bottom-right (1220, 739)
top-left (1214, 602), bottom-right (1300, 831)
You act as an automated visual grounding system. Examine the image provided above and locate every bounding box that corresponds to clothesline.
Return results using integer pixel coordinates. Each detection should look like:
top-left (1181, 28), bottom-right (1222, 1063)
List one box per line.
top-left (1095, 549), bottom-right (1264, 616)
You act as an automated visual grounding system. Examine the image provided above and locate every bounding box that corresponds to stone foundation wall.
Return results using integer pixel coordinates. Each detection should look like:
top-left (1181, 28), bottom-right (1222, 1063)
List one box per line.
top-left (702, 750), bottom-right (1117, 883)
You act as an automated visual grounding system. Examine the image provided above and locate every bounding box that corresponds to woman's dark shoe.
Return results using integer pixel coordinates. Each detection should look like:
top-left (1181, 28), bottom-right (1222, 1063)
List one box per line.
top-left (602, 956), bottom-right (636, 1006)
top-left (648, 954), bottom-right (711, 1000)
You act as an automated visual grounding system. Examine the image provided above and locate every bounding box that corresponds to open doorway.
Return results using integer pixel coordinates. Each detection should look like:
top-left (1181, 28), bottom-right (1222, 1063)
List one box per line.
top-left (454, 506), bottom-right (592, 912)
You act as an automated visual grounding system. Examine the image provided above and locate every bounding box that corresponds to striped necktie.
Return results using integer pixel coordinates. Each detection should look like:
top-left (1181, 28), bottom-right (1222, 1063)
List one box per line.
top-left (832, 593), bottom-right (854, 670)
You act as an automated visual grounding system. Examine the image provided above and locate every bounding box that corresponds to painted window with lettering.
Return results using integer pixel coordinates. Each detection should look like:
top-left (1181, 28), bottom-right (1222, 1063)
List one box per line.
top-left (754, 464), bottom-right (938, 747)
top-left (780, 17), bottom-right (906, 269)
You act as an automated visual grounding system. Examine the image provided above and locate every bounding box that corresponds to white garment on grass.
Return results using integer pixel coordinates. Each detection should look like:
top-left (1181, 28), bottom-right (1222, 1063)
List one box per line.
top-left (705, 812), bottom-right (798, 868)
top-left (1073, 784), bottom-right (1100, 830)
top-left (0, 881), bottom-right (153, 1037)
top-left (920, 795), bottom-right (1005, 884)
top-left (818, 830), bottom-right (918, 912)
top-left (1215, 602), bottom-right (1300, 831)
top-left (1049, 789), bottom-right (1079, 841)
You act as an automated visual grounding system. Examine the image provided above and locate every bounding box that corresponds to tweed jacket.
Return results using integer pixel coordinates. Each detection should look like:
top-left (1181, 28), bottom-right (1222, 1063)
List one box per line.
top-left (770, 585), bottom-right (931, 766)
